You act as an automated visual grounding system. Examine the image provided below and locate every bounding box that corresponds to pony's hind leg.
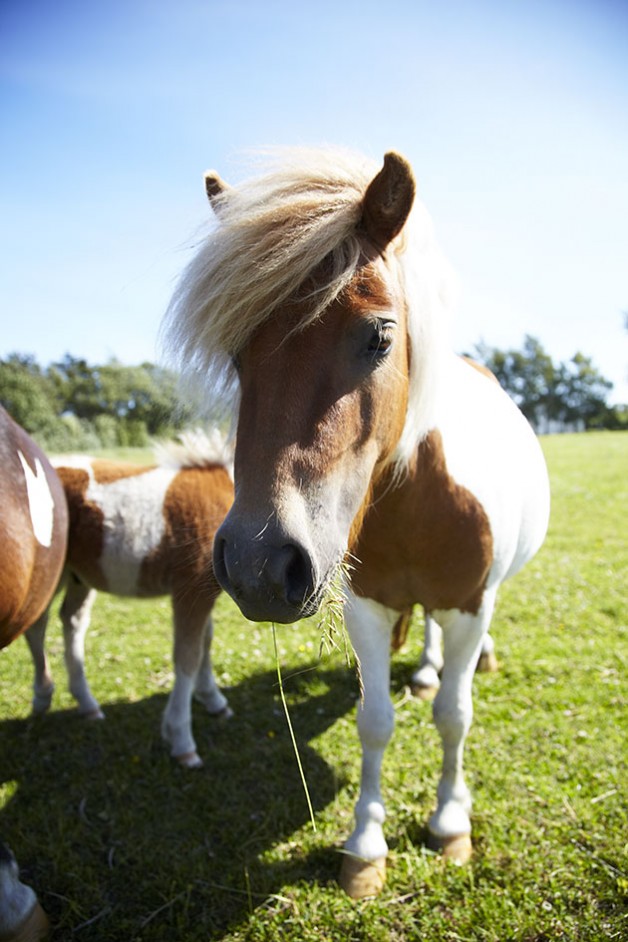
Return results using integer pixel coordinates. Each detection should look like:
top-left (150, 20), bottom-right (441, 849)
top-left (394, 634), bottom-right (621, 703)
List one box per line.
top-left (60, 576), bottom-right (103, 719)
top-left (477, 631), bottom-right (498, 673)
top-left (193, 614), bottom-right (232, 719)
top-left (427, 591), bottom-right (497, 862)
top-left (412, 613), bottom-right (497, 700)
top-left (24, 610), bottom-right (55, 714)
top-left (339, 593), bottom-right (397, 899)
top-left (411, 611), bottom-right (443, 700)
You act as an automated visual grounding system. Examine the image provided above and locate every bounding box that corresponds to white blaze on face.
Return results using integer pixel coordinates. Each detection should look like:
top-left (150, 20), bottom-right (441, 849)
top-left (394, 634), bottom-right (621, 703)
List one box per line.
top-left (18, 450), bottom-right (55, 548)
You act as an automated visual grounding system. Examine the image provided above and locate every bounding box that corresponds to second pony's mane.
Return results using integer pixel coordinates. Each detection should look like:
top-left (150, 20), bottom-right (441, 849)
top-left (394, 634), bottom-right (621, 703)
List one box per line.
top-left (154, 428), bottom-right (233, 474)
top-left (163, 147), bottom-right (456, 468)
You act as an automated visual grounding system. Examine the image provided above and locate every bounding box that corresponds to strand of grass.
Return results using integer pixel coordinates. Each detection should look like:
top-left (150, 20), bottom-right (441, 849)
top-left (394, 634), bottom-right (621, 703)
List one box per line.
top-left (140, 890), bottom-right (188, 928)
top-left (271, 622), bottom-right (316, 833)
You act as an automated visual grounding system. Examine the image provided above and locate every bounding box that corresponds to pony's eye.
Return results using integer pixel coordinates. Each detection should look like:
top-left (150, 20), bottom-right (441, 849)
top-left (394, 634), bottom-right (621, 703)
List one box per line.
top-left (365, 323), bottom-right (394, 359)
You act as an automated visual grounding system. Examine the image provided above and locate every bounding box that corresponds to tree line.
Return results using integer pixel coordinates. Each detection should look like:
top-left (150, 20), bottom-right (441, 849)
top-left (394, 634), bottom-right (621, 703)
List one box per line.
top-left (0, 337), bottom-right (625, 453)
top-left (0, 353), bottom-right (193, 452)
top-left (469, 335), bottom-right (626, 432)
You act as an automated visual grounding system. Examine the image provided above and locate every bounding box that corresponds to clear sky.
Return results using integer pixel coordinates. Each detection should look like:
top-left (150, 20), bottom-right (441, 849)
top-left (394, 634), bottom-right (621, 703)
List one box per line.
top-left (1, 0), bottom-right (627, 403)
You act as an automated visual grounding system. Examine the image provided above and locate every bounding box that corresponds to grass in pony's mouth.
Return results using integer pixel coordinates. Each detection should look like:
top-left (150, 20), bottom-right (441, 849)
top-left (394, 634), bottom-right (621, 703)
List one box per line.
top-left (317, 555), bottom-right (363, 702)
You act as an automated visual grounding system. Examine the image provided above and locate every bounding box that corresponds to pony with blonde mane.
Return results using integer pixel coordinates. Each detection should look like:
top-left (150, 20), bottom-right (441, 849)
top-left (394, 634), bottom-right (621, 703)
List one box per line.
top-left (164, 148), bottom-right (550, 897)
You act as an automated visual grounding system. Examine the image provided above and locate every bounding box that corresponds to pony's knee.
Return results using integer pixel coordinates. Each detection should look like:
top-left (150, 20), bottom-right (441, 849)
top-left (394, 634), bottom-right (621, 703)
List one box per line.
top-left (432, 692), bottom-right (471, 744)
top-left (357, 698), bottom-right (394, 750)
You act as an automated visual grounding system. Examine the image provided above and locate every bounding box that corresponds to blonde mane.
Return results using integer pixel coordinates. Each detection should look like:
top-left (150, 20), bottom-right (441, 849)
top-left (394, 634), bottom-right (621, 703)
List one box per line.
top-left (163, 147), bottom-right (455, 469)
top-left (153, 427), bottom-right (233, 474)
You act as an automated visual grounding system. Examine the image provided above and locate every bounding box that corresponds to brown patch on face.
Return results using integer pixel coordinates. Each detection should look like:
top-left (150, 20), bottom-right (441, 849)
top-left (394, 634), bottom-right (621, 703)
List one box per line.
top-left (350, 430), bottom-right (493, 614)
top-left (140, 464), bottom-right (234, 602)
top-left (237, 268), bottom-right (404, 486)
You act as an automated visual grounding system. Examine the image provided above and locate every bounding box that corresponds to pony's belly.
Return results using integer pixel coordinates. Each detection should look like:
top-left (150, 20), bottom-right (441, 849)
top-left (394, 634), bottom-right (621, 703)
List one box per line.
top-left (437, 357), bottom-right (550, 585)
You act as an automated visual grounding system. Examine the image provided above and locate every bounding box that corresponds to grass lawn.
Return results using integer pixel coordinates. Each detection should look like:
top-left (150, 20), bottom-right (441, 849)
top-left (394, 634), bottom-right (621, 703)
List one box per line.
top-left (0, 432), bottom-right (626, 940)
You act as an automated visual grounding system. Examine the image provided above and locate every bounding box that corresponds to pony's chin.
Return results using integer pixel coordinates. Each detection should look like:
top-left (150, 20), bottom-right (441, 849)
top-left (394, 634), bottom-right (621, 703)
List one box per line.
top-left (230, 590), bottom-right (323, 626)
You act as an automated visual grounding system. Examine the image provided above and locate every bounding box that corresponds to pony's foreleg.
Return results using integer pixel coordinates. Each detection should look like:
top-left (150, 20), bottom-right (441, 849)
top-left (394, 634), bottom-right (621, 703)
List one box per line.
top-left (427, 592), bottom-right (497, 862)
top-left (0, 842), bottom-right (48, 942)
top-left (161, 598), bottom-right (217, 769)
top-left (411, 611), bottom-right (443, 700)
top-left (24, 610), bottom-right (55, 714)
top-left (60, 576), bottom-right (103, 719)
top-left (193, 613), bottom-right (232, 719)
top-left (339, 594), bottom-right (397, 899)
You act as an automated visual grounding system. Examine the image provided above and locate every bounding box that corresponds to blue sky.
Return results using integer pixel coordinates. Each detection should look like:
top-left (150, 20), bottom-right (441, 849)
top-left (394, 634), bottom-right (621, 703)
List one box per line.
top-left (1, 0), bottom-right (627, 403)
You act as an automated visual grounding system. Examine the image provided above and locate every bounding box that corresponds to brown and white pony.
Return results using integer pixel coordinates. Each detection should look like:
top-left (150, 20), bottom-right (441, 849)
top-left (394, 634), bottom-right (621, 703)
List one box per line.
top-left (26, 432), bottom-right (234, 769)
top-left (163, 148), bottom-right (551, 897)
top-left (0, 405), bottom-right (68, 941)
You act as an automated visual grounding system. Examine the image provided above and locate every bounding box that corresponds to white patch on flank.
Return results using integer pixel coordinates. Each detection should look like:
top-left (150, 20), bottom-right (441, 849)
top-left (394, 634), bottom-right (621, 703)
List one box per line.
top-left (58, 457), bottom-right (177, 595)
top-left (18, 450), bottom-right (55, 547)
top-left (94, 468), bottom-right (177, 595)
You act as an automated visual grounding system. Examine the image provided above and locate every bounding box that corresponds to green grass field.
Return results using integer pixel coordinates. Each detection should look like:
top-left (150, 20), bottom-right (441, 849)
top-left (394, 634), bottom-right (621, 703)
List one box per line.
top-left (1, 432), bottom-right (626, 941)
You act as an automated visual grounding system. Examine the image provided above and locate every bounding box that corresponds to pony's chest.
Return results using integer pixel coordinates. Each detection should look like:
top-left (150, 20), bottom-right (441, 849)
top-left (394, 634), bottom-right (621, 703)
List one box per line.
top-left (351, 430), bottom-right (493, 614)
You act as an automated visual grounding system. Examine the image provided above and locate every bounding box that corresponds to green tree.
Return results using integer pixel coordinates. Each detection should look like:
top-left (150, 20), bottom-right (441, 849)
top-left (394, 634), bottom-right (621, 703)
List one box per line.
top-left (472, 336), bottom-right (615, 430)
top-left (0, 354), bottom-right (60, 433)
top-left (48, 355), bottom-right (103, 420)
top-left (554, 353), bottom-right (613, 428)
top-left (473, 335), bottom-right (558, 427)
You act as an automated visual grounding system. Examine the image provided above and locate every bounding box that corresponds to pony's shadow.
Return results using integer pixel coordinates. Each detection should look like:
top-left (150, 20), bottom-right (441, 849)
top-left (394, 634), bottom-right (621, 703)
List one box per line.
top-left (0, 659), bottom-right (365, 940)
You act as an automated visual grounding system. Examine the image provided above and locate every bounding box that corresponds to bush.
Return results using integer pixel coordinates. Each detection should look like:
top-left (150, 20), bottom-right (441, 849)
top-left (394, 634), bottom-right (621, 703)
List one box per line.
top-left (36, 414), bottom-right (101, 454)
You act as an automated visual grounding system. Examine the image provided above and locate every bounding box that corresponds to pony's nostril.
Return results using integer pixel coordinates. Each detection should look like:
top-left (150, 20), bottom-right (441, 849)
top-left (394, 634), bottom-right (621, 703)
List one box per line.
top-left (283, 544), bottom-right (313, 606)
top-left (213, 534), bottom-right (240, 597)
top-left (213, 521), bottom-right (317, 621)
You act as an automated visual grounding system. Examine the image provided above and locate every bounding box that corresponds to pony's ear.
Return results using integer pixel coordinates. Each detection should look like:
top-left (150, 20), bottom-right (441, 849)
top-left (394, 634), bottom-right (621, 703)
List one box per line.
top-left (360, 152), bottom-right (416, 249)
top-left (204, 171), bottom-right (230, 209)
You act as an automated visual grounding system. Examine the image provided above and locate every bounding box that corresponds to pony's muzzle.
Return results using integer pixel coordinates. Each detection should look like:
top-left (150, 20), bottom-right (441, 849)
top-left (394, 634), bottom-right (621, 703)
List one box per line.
top-left (213, 522), bottom-right (318, 624)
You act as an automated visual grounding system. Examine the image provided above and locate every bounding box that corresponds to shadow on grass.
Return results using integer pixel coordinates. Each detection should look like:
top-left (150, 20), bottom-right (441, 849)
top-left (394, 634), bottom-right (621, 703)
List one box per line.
top-left (0, 661), bottom-right (363, 941)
